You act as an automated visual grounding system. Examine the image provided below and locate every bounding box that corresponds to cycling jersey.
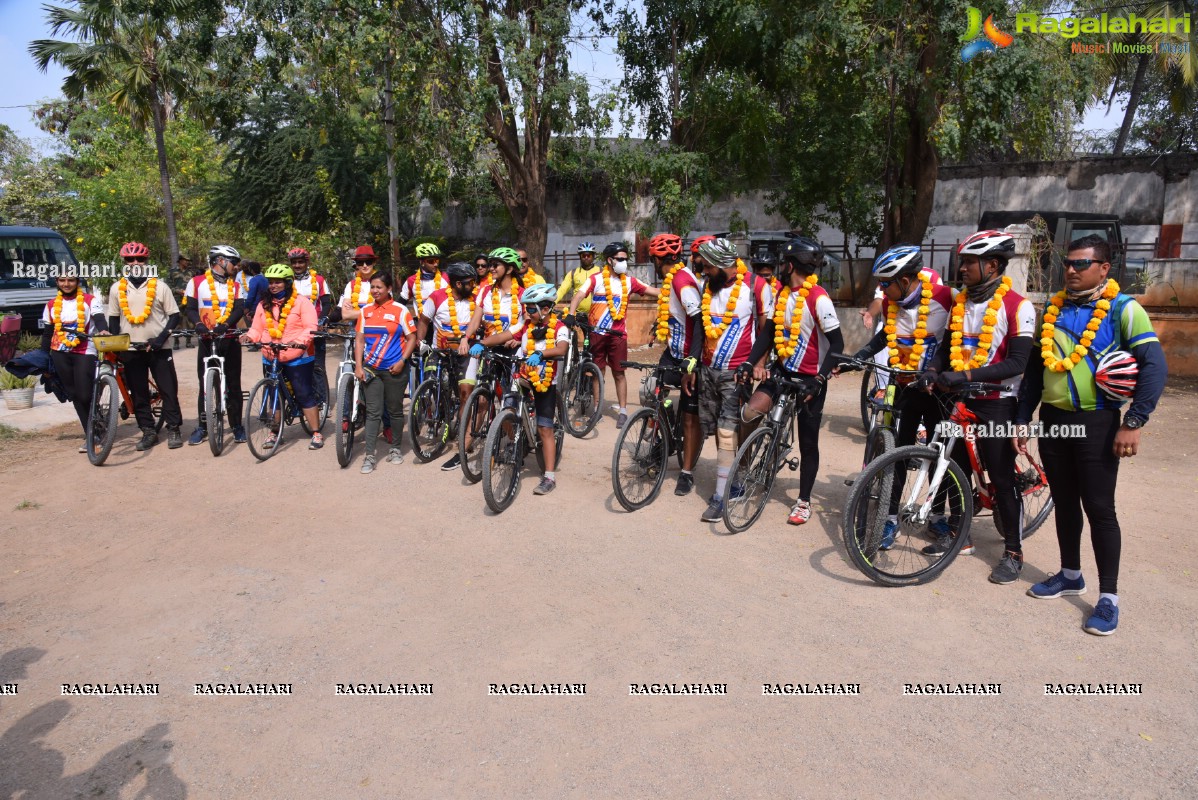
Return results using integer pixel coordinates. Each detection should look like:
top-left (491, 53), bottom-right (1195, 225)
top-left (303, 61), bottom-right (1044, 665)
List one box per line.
top-left (578, 270), bottom-right (650, 336)
top-left (556, 265), bottom-right (600, 313)
top-left (184, 272), bottom-right (240, 327)
top-left (662, 264), bottom-right (703, 360)
top-left (399, 271), bottom-right (450, 309)
top-left (358, 299), bottom-right (416, 369)
top-left (519, 318), bottom-right (571, 386)
top-left (775, 283), bottom-right (840, 375)
top-left (702, 272), bottom-right (774, 370)
top-left (41, 293), bottom-right (106, 355)
top-left (477, 283), bottom-right (524, 336)
top-left (422, 289), bottom-right (475, 349)
top-left (955, 289), bottom-right (1035, 398)
top-left (293, 272), bottom-right (331, 315)
top-left (339, 274), bottom-right (375, 308)
top-left (878, 283), bottom-right (954, 371)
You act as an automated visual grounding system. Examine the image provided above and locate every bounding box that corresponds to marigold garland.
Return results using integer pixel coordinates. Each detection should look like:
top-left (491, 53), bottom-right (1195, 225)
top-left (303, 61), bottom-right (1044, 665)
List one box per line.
top-left (413, 269), bottom-right (443, 314)
top-left (701, 259), bottom-right (749, 340)
top-left (602, 266), bottom-right (631, 321)
top-left (884, 274), bottom-right (933, 369)
top-left (773, 274), bottom-right (819, 359)
top-left (350, 272), bottom-right (373, 310)
top-left (525, 313), bottom-right (558, 392)
top-left (949, 276), bottom-right (1012, 370)
top-left (264, 287), bottom-right (298, 340)
top-left (205, 270), bottom-right (234, 324)
top-left (306, 270), bottom-right (320, 306)
top-left (655, 263), bottom-right (682, 342)
top-left (446, 287), bottom-right (476, 340)
top-left (52, 291), bottom-right (87, 349)
top-left (488, 282), bottom-right (520, 335)
top-left (118, 277), bottom-right (157, 325)
top-left (1040, 278), bottom-right (1120, 373)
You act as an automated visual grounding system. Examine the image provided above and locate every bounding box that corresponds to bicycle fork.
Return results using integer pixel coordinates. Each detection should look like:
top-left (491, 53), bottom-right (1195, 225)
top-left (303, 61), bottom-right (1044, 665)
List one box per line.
top-left (204, 354), bottom-right (226, 416)
top-left (903, 439), bottom-right (955, 526)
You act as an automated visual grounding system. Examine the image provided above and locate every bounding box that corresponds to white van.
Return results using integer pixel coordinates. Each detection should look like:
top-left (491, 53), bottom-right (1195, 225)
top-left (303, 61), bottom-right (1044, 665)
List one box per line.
top-left (0, 226), bottom-right (82, 330)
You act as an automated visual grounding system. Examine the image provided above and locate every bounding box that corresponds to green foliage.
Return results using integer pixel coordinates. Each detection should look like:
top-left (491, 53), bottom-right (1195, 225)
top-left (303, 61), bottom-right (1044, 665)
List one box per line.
top-left (0, 371), bottom-right (37, 390)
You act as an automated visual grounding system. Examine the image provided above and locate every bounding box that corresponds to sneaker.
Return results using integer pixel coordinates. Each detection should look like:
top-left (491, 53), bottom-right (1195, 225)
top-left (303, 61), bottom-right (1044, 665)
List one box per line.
top-left (1084, 598), bottom-right (1119, 636)
top-left (674, 472), bottom-right (695, 496)
top-left (135, 428), bottom-right (158, 451)
top-left (263, 432), bottom-right (278, 450)
top-left (922, 532), bottom-right (974, 556)
top-left (233, 425), bottom-right (247, 443)
top-left (309, 433), bottom-right (324, 450)
top-left (386, 448), bottom-right (404, 464)
top-left (989, 551), bottom-right (1024, 584)
top-left (533, 476), bottom-right (556, 495)
top-left (360, 455), bottom-right (377, 474)
top-left (78, 442), bottom-right (88, 454)
top-left (1027, 572), bottom-right (1087, 600)
top-left (928, 518), bottom-right (954, 539)
top-left (701, 496), bottom-right (724, 523)
top-left (441, 453), bottom-right (462, 471)
top-left (187, 427), bottom-right (207, 445)
top-left (787, 500), bottom-right (812, 526)
top-left (879, 519), bottom-right (899, 550)
top-left (383, 426), bottom-right (393, 444)
top-left (166, 426), bottom-right (183, 449)
top-left (616, 411), bottom-right (628, 429)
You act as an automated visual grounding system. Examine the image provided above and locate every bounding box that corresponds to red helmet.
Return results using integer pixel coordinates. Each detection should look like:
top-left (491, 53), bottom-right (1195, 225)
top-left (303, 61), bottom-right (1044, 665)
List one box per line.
top-left (120, 241), bottom-right (149, 258)
top-left (287, 247), bottom-right (310, 261)
top-left (649, 233), bottom-right (683, 258)
top-left (690, 234), bottom-right (717, 255)
top-left (1095, 350), bottom-right (1138, 401)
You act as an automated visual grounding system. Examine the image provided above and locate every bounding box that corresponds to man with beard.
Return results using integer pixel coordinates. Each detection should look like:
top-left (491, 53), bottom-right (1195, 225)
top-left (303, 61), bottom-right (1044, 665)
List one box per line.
top-left (418, 261), bottom-right (480, 472)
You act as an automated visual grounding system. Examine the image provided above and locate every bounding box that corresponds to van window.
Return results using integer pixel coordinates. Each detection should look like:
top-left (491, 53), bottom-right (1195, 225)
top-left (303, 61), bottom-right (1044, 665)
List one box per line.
top-left (0, 236), bottom-right (77, 279)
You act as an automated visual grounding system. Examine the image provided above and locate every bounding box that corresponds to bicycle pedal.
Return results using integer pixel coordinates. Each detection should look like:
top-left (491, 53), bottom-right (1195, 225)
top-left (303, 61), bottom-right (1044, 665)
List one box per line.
top-left (786, 458), bottom-right (800, 471)
top-left (844, 477), bottom-right (856, 487)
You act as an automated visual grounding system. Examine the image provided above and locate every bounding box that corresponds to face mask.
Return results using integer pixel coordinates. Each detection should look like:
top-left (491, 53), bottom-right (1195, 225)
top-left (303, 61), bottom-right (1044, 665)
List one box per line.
top-left (612, 258), bottom-right (628, 275)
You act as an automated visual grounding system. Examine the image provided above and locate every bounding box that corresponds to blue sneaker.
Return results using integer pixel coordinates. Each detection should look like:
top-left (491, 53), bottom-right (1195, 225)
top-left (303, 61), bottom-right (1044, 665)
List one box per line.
top-left (701, 496), bottom-right (724, 523)
top-left (928, 518), bottom-right (954, 539)
top-left (233, 425), bottom-right (247, 443)
top-left (879, 519), bottom-right (899, 550)
top-left (1027, 572), bottom-right (1087, 600)
top-left (1084, 598), bottom-right (1119, 636)
top-left (187, 427), bottom-right (207, 446)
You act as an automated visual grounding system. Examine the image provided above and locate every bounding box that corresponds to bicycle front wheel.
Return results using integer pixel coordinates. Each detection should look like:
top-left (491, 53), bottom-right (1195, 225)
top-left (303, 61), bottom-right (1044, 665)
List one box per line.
top-left (334, 371), bottom-right (357, 468)
top-left (245, 379), bottom-right (283, 461)
top-left (458, 386), bottom-right (493, 484)
top-left (561, 361), bottom-right (603, 438)
top-left (408, 377), bottom-right (449, 462)
top-left (611, 407), bottom-right (669, 512)
top-left (205, 368), bottom-right (225, 457)
top-left (722, 426), bottom-right (779, 533)
top-left (843, 445), bottom-right (973, 586)
top-left (862, 425), bottom-right (896, 468)
top-left (859, 369), bottom-right (875, 431)
top-left (482, 407), bottom-right (523, 513)
top-left (86, 373), bottom-right (120, 466)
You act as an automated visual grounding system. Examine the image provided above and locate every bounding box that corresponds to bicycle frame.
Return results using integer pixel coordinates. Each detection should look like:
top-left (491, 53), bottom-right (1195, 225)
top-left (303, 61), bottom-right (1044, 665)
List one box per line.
top-left (202, 351), bottom-right (227, 417)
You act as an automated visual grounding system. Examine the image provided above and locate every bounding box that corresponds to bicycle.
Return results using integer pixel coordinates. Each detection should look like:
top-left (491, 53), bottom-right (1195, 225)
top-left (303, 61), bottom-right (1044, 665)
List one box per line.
top-left (720, 371), bottom-right (818, 533)
top-left (325, 328), bottom-right (365, 468)
top-left (197, 330), bottom-right (244, 457)
top-left (480, 356), bottom-right (565, 513)
top-left (610, 360), bottom-right (685, 511)
top-left (457, 348), bottom-right (517, 484)
top-left (86, 333), bottom-right (156, 465)
top-left (557, 320), bottom-right (604, 438)
top-left (842, 382), bottom-right (1055, 586)
top-left (832, 355), bottom-right (918, 473)
top-left (408, 346), bottom-right (465, 462)
top-left (243, 340), bottom-right (326, 461)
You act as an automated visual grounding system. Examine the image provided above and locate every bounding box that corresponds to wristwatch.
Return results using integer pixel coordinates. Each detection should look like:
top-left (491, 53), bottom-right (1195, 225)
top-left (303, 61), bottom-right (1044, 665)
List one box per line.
top-left (1122, 414), bottom-right (1146, 430)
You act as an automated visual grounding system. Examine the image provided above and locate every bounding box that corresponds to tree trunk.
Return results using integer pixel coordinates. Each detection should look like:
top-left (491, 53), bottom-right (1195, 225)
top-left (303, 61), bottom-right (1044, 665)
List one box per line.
top-left (384, 60), bottom-right (400, 269)
top-left (1114, 52), bottom-right (1150, 156)
top-left (880, 29), bottom-right (940, 248)
top-left (151, 99), bottom-right (180, 273)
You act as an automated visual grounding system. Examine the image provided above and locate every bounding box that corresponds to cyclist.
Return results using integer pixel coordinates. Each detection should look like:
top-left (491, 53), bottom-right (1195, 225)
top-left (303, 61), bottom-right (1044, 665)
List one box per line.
top-left (464, 248), bottom-right (526, 343)
top-left (40, 271), bottom-right (108, 450)
top-left (924, 230), bottom-right (1035, 581)
top-left (751, 251), bottom-right (782, 296)
top-left (288, 247), bottom-right (333, 390)
top-left (240, 263), bottom-right (324, 450)
top-left (740, 237), bottom-right (843, 525)
top-left (564, 242), bottom-right (659, 428)
top-left (474, 253), bottom-right (492, 287)
top-left (417, 260), bottom-right (479, 471)
top-left (333, 245), bottom-right (379, 324)
top-left (515, 247), bottom-right (547, 287)
top-left (185, 244), bottom-right (245, 445)
top-left (859, 257), bottom-right (943, 330)
top-left (105, 242), bottom-right (184, 450)
top-left (1016, 234), bottom-right (1167, 636)
top-left (555, 241), bottom-right (600, 314)
top-left (354, 270), bottom-right (417, 474)
top-left (400, 243), bottom-right (449, 327)
top-left (692, 237), bottom-right (773, 523)
top-left (837, 245), bottom-right (954, 547)
top-left (647, 232), bottom-right (705, 496)
top-left (485, 283), bottom-right (569, 495)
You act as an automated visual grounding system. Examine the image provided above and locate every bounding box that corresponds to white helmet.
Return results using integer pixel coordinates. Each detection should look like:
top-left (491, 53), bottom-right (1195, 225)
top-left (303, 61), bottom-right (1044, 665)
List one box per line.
top-left (209, 244), bottom-right (241, 263)
top-left (520, 283), bottom-right (557, 305)
top-left (958, 230), bottom-right (1015, 261)
top-left (871, 245), bottom-right (922, 280)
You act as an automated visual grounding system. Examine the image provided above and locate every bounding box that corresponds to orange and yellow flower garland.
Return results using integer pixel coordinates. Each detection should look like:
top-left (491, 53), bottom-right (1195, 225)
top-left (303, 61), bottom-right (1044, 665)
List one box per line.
top-left (350, 272), bottom-right (373, 310)
top-left (773, 274), bottom-right (819, 359)
top-left (414, 269), bottom-right (443, 314)
top-left (52, 291), bottom-right (87, 348)
top-left (307, 270), bottom-right (320, 305)
top-left (701, 259), bottom-right (748, 340)
top-left (602, 266), bottom-right (630, 321)
top-left (446, 288), bottom-right (476, 340)
top-left (205, 270), bottom-right (234, 324)
top-left (655, 263), bottom-right (682, 342)
top-left (884, 274), bottom-right (933, 370)
top-left (949, 275), bottom-right (1012, 371)
top-left (1040, 279), bottom-right (1120, 372)
top-left (525, 313), bottom-right (558, 392)
top-left (118, 277), bottom-right (157, 325)
top-left (264, 287), bottom-right (298, 340)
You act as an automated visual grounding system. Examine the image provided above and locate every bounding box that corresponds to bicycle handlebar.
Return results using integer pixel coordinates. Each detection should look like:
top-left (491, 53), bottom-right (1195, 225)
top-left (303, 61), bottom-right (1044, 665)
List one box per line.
top-left (829, 353), bottom-right (918, 375)
top-left (954, 382), bottom-right (1007, 397)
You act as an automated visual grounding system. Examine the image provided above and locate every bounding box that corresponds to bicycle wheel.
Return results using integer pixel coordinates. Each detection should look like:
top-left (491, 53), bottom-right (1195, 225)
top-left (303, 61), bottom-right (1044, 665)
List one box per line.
top-left (205, 368), bottom-right (225, 457)
top-left (843, 445), bottom-right (973, 586)
top-left (245, 379), bottom-right (284, 461)
top-left (482, 407), bottom-right (524, 513)
top-left (86, 373), bottom-right (120, 466)
top-left (334, 371), bottom-right (358, 468)
top-left (458, 386), bottom-right (493, 484)
top-left (148, 382), bottom-right (166, 433)
top-left (862, 426), bottom-right (896, 467)
top-left (611, 407), bottom-right (669, 512)
top-left (561, 361), bottom-right (604, 438)
top-left (859, 369), bottom-right (874, 431)
top-left (722, 426), bottom-right (779, 533)
top-left (408, 377), bottom-right (450, 462)
top-left (1013, 438), bottom-right (1054, 539)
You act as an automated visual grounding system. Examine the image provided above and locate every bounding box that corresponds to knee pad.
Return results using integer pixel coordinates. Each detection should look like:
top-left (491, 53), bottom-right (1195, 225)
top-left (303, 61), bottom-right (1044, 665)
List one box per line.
top-left (717, 426), bottom-right (737, 453)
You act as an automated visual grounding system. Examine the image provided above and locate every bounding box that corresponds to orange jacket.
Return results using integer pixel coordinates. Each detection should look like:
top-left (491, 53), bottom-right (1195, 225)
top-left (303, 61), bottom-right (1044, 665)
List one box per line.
top-left (245, 293), bottom-right (318, 362)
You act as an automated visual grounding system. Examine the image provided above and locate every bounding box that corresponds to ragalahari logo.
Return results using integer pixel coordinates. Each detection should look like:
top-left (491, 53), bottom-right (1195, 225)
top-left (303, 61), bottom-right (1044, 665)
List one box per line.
top-left (961, 7), bottom-right (1014, 62)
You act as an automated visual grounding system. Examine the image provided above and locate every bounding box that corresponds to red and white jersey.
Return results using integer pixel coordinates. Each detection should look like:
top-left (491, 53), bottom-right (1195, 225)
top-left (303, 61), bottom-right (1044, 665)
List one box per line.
top-left (873, 266), bottom-right (943, 300)
top-left (422, 288), bottom-right (476, 349)
top-left (879, 283), bottom-right (954, 371)
top-left (518, 318), bottom-right (571, 387)
top-left (184, 271), bottom-right (240, 327)
top-left (399, 271), bottom-right (449, 312)
top-left (702, 271), bottom-right (774, 370)
top-left (293, 271), bottom-right (330, 314)
top-left (339, 274), bottom-right (374, 308)
top-left (478, 283), bottom-right (524, 336)
top-left (41, 292), bottom-right (106, 355)
top-left (776, 284), bottom-right (840, 375)
top-left (580, 269), bottom-right (649, 336)
top-left (663, 265), bottom-right (703, 360)
top-left (955, 289), bottom-right (1036, 398)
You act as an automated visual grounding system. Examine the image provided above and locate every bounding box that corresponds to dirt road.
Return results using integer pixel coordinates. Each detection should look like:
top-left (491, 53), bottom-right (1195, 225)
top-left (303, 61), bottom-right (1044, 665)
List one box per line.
top-left (1, 352), bottom-right (1195, 798)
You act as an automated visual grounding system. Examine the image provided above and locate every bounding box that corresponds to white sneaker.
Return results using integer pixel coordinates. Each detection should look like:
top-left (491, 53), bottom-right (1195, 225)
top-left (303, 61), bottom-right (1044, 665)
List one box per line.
top-left (386, 448), bottom-right (404, 464)
top-left (788, 500), bottom-right (812, 525)
top-left (360, 455), bottom-right (377, 474)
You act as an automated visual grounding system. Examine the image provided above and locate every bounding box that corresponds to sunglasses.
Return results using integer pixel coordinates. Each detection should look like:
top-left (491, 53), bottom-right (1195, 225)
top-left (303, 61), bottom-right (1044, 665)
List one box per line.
top-left (877, 279), bottom-right (895, 289)
top-left (353, 259), bottom-right (377, 265)
top-left (1063, 258), bottom-right (1105, 271)
top-left (123, 257), bottom-right (147, 263)
top-left (523, 303), bottom-right (554, 314)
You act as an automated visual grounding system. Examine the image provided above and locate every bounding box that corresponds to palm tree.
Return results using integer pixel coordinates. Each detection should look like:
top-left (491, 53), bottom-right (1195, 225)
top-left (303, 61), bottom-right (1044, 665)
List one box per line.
top-left (30, 0), bottom-right (207, 268)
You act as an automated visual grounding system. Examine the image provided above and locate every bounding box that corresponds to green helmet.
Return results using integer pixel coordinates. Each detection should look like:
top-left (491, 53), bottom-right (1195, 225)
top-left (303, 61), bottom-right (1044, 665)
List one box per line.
top-left (415, 243), bottom-right (442, 259)
top-left (488, 247), bottom-right (522, 268)
top-left (263, 263), bottom-right (295, 280)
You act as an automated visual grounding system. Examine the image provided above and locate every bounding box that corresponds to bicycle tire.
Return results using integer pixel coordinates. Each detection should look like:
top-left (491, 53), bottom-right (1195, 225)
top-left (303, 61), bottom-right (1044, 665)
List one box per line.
top-left (611, 407), bottom-right (669, 512)
top-left (408, 376), bottom-right (449, 462)
top-left (301, 365), bottom-right (330, 435)
top-left (561, 361), bottom-right (604, 438)
top-left (205, 368), bottom-right (225, 457)
top-left (1013, 439), bottom-right (1054, 539)
top-left (482, 407), bottom-right (523, 513)
top-left (722, 426), bottom-right (779, 533)
top-left (148, 383), bottom-right (166, 433)
top-left (86, 373), bottom-right (120, 466)
top-left (245, 378), bottom-right (283, 461)
top-left (334, 371), bottom-right (357, 468)
top-left (458, 385), bottom-right (493, 484)
top-left (863, 426), bottom-right (896, 467)
top-left (843, 445), bottom-right (973, 586)
top-left (859, 369), bottom-right (874, 431)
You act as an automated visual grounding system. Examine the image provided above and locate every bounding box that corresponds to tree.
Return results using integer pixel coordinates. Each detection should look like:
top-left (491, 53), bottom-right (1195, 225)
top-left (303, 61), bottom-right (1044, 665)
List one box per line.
top-left (30, 0), bottom-right (211, 270)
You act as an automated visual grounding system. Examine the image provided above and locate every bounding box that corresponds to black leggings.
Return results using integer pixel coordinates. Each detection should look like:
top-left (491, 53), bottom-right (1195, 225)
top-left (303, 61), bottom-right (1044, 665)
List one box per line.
top-left (950, 398), bottom-right (1021, 553)
top-left (50, 351), bottom-right (96, 432)
top-left (119, 349), bottom-right (183, 429)
top-left (1038, 405), bottom-right (1122, 594)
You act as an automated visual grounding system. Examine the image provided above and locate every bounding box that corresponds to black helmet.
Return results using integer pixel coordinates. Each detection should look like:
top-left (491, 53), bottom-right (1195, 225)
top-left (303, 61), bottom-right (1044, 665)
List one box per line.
top-left (751, 251), bottom-right (777, 268)
top-left (781, 236), bottom-right (825, 269)
top-left (445, 261), bottom-right (476, 283)
top-left (603, 241), bottom-right (626, 258)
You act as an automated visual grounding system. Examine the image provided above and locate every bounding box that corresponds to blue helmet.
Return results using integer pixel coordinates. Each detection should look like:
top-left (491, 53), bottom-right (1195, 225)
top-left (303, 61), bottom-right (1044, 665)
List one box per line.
top-left (872, 245), bottom-right (922, 279)
top-left (577, 241), bottom-right (596, 253)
